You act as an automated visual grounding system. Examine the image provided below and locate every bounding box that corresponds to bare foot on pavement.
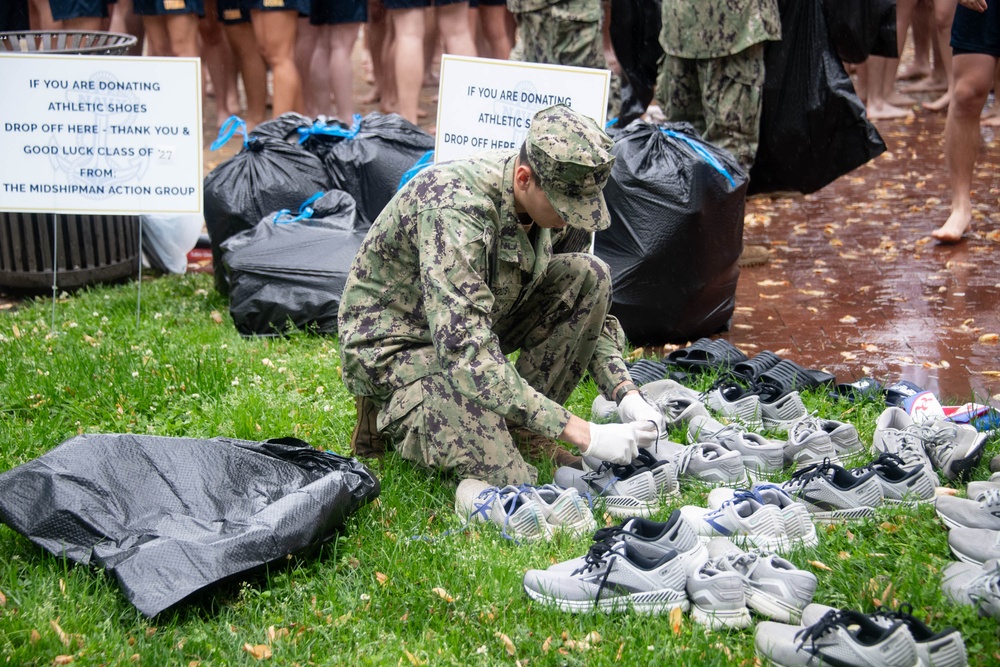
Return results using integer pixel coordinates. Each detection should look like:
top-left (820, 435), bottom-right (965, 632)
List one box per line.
top-left (932, 209), bottom-right (972, 243)
top-left (868, 101), bottom-right (913, 120)
top-left (922, 91), bottom-right (951, 112)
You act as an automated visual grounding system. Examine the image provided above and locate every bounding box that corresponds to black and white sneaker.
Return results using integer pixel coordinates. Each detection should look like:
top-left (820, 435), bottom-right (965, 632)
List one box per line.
top-left (849, 453), bottom-right (937, 505)
top-left (778, 459), bottom-right (884, 523)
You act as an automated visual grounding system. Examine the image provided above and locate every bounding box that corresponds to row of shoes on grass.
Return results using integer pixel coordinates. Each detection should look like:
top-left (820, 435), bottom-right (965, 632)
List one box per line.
top-left (753, 602), bottom-right (970, 667)
top-left (520, 511), bottom-right (819, 627)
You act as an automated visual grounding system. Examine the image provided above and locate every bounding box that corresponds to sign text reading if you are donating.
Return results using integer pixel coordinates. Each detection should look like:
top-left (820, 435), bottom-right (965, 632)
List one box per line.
top-left (0, 54), bottom-right (202, 215)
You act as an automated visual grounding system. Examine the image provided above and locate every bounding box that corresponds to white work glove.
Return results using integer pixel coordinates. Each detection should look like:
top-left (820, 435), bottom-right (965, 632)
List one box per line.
top-left (618, 392), bottom-right (666, 432)
top-left (583, 422), bottom-right (642, 465)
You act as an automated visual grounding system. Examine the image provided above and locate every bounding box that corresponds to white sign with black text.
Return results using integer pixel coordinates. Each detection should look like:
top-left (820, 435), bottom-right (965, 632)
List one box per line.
top-left (434, 55), bottom-right (610, 163)
top-left (0, 54), bottom-right (202, 215)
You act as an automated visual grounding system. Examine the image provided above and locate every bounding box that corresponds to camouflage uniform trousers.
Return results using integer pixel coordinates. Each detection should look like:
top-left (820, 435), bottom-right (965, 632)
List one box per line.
top-left (509, 5), bottom-right (621, 122)
top-left (509, 4), bottom-right (605, 70)
top-left (655, 43), bottom-right (765, 171)
top-left (376, 252), bottom-right (615, 487)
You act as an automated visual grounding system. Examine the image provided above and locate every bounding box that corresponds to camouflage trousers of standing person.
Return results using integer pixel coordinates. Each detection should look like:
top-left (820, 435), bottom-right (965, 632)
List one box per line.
top-left (655, 43), bottom-right (766, 171)
top-left (509, 3), bottom-right (605, 70)
top-left (373, 253), bottom-right (616, 487)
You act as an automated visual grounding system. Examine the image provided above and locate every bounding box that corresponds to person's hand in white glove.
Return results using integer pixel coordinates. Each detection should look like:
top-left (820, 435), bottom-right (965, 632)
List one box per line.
top-left (618, 391), bottom-right (665, 432)
top-left (582, 422), bottom-right (643, 465)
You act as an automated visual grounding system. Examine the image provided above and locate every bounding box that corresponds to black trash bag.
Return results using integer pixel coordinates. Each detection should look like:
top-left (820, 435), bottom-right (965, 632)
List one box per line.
top-left (0, 433), bottom-right (380, 617)
top-left (323, 112), bottom-right (435, 225)
top-left (222, 190), bottom-right (369, 336)
top-left (296, 114), bottom-right (362, 161)
top-left (749, 0), bottom-right (886, 195)
top-left (249, 111), bottom-right (313, 143)
top-left (204, 135), bottom-right (330, 295)
top-left (822, 0), bottom-right (897, 63)
top-left (596, 121), bottom-right (748, 345)
top-left (609, 0), bottom-right (663, 127)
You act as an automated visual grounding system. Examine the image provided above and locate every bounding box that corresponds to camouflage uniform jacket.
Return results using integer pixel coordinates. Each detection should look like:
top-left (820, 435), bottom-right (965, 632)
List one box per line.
top-left (660, 0), bottom-right (781, 59)
top-left (507, 0), bottom-right (598, 21)
top-left (338, 151), bottom-right (630, 438)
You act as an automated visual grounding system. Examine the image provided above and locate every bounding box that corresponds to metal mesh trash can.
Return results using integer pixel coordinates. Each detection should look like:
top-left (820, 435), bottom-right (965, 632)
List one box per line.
top-left (0, 30), bottom-right (141, 293)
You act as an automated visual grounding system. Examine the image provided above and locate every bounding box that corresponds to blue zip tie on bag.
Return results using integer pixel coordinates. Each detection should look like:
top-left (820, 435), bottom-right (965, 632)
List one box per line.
top-left (398, 150), bottom-right (435, 191)
top-left (605, 117), bottom-right (618, 129)
top-left (659, 127), bottom-right (737, 188)
top-left (272, 191), bottom-right (324, 224)
top-left (296, 114), bottom-right (363, 144)
top-left (210, 115), bottom-right (249, 151)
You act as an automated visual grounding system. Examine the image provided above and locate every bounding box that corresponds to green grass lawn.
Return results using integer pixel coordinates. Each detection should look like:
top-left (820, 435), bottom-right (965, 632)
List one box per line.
top-left (1, 273), bottom-right (998, 666)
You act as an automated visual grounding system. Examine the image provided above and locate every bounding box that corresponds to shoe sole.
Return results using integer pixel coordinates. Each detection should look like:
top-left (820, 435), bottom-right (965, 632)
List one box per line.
top-left (808, 506), bottom-right (876, 523)
top-left (691, 604), bottom-right (752, 629)
top-left (942, 433), bottom-right (989, 481)
top-left (597, 495), bottom-right (660, 519)
top-left (948, 544), bottom-right (988, 566)
top-left (747, 590), bottom-right (807, 624)
top-left (523, 585), bottom-right (690, 615)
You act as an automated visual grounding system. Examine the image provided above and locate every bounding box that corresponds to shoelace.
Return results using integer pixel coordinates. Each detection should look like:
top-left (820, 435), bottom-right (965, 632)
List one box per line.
top-left (850, 452), bottom-right (908, 477)
top-left (705, 489), bottom-right (764, 520)
top-left (783, 458), bottom-right (837, 491)
top-left (977, 487), bottom-right (1000, 508)
top-left (469, 484), bottom-right (540, 542)
top-left (794, 609), bottom-right (846, 654)
top-left (571, 541), bottom-right (621, 606)
top-left (906, 421), bottom-right (959, 463)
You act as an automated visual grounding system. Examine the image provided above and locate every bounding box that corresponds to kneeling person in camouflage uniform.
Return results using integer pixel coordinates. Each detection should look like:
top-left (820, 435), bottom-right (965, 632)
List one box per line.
top-left (337, 105), bottom-right (663, 486)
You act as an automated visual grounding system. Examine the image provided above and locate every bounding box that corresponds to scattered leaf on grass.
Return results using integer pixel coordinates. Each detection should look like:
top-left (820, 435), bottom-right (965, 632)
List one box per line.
top-left (541, 636), bottom-right (552, 653)
top-left (670, 605), bottom-right (684, 634)
top-left (243, 643), bottom-right (272, 660)
top-left (375, 571), bottom-right (388, 586)
top-left (0, 589), bottom-right (6, 606)
top-left (130, 654), bottom-right (140, 662)
top-left (210, 311), bottom-right (224, 324)
top-left (266, 626), bottom-right (289, 642)
top-left (30, 629), bottom-right (41, 644)
top-left (51, 619), bottom-right (71, 646)
top-left (809, 560), bottom-right (832, 572)
top-left (846, 529), bottom-right (854, 543)
top-left (12, 324), bottom-right (21, 338)
top-left (880, 522), bottom-right (899, 533)
top-left (616, 643), bottom-right (625, 661)
top-left (53, 656), bottom-right (74, 665)
top-left (59, 579), bottom-right (65, 596)
top-left (585, 632), bottom-right (601, 644)
top-left (979, 333), bottom-right (999, 344)
top-left (838, 551), bottom-right (851, 560)
top-left (403, 649), bottom-right (424, 665)
top-left (495, 632), bottom-right (516, 656)
top-left (431, 587), bottom-right (455, 603)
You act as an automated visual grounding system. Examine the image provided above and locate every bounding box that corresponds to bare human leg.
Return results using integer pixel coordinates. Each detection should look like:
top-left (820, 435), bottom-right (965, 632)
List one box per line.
top-left (934, 52), bottom-right (997, 242)
top-left (328, 23), bottom-right (362, 120)
top-left (922, 0), bottom-right (957, 111)
top-left (224, 22), bottom-right (268, 128)
top-left (389, 6), bottom-right (424, 124)
top-left (252, 9), bottom-right (303, 116)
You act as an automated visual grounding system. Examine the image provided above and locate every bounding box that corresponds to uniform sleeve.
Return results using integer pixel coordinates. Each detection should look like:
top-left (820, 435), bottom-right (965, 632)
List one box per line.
top-left (417, 208), bottom-right (573, 438)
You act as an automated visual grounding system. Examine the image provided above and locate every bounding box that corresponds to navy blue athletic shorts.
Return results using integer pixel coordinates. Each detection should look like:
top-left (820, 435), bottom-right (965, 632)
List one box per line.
top-left (133, 0), bottom-right (204, 15)
top-left (244, 0), bottom-right (310, 14)
top-left (468, 0), bottom-right (505, 7)
top-left (216, 0), bottom-right (250, 22)
top-left (310, 0), bottom-right (366, 24)
top-left (952, 3), bottom-right (1000, 58)
top-left (50, 0), bottom-right (110, 20)
top-left (384, 0), bottom-right (467, 10)
top-left (0, 0), bottom-right (30, 29)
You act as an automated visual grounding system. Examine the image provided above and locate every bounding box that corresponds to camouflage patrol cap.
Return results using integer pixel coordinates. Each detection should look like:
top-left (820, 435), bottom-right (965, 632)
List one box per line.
top-left (525, 105), bottom-right (615, 232)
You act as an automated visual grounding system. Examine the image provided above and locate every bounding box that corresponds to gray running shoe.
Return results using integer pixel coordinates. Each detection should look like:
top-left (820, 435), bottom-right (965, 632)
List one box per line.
top-left (779, 459), bottom-right (884, 523)
top-left (680, 490), bottom-right (789, 551)
top-left (582, 448), bottom-right (680, 499)
top-left (784, 417), bottom-right (838, 469)
top-left (687, 414), bottom-right (785, 474)
top-left (530, 484), bottom-right (597, 538)
top-left (646, 438), bottom-right (747, 485)
top-left (687, 560), bottom-right (751, 629)
top-left (755, 609), bottom-right (919, 667)
top-left (703, 383), bottom-right (763, 429)
top-left (917, 420), bottom-right (988, 482)
top-left (935, 487), bottom-right (1000, 530)
top-left (800, 604), bottom-right (968, 667)
top-left (549, 510), bottom-right (709, 576)
top-left (948, 527), bottom-right (1000, 566)
top-left (707, 538), bottom-right (817, 623)
top-left (555, 461), bottom-right (660, 519)
top-left (872, 407), bottom-right (933, 472)
top-left (941, 558), bottom-right (1000, 620)
top-left (523, 539), bottom-right (690, 614)
top-left (708, 485), bottom-right (818, 549)
top-left (816, 418), bottom-right (865, 461)
top-left (591, 393), bottom-right (619, 422)
top-left (759, 389), bottom-right (809, 431)
top-left (455, 479), bottom-right (551, 541)
top-left (967, 480), bottom-right (1000, 499)
top-left (640, 379), bottom-right (711, 428)
top-left (849, 453), bottom-right (937, 504)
